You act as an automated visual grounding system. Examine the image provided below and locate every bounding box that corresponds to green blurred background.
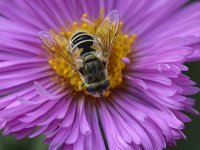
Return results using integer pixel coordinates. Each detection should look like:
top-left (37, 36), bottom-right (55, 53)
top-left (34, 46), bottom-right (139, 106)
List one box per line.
top-left (0, 0), bottom-right (200, 150)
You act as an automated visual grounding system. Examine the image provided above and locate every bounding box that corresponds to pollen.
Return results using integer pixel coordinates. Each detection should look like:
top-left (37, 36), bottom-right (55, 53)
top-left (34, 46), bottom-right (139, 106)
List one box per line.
top-left (46, 12), bottom-right (136, 97)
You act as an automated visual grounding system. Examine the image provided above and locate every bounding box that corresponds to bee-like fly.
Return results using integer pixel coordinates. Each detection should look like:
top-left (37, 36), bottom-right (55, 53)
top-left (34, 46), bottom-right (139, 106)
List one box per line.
top-left (39, 10), bottom-right (119, 97)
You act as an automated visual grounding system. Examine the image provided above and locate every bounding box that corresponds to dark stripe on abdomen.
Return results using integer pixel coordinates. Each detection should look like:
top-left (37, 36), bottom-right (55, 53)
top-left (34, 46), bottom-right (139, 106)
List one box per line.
top-left (71, 32), bottom-right (94, 49)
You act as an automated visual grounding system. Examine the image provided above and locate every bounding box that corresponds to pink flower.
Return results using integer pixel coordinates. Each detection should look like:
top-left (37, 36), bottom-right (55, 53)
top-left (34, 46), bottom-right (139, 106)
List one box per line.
top-left (0, 0), bottom-right (200, 150)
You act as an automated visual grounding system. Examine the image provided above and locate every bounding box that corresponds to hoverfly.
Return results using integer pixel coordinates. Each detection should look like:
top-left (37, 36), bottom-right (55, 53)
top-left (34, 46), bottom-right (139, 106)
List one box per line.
top-left (39, 10), bottom-right (119, 97)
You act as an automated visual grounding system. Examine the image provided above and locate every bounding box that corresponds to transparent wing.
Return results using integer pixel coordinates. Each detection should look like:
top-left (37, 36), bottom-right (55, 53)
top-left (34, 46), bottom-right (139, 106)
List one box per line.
top-left (95, 10), bottom-right (119, 63)
top-left (39, 31), bottom-right (77, 70)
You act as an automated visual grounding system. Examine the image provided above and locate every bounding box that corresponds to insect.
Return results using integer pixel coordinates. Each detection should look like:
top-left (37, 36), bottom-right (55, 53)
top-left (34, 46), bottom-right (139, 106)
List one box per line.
top-left (39, 10), bottom-right (119, 97)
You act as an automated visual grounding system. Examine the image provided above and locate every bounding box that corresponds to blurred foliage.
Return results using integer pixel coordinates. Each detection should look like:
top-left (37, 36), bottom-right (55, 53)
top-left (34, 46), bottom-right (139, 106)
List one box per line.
top-left (0, 0), bottom-right (200, 150)
top-left (0, 135), bottom-right (48, 150)
top-left (167, 61), bottom-right (200, 150)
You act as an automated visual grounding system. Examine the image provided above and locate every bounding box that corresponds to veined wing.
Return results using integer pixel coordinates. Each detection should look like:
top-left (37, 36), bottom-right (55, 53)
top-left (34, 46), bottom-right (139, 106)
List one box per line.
top-left (95, 10), bottom-right (119, 63)
top-left (39, 31), bottom-right (77, 70)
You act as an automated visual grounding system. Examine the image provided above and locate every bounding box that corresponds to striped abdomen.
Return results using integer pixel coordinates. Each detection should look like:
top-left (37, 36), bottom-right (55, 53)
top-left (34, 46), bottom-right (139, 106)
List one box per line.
top-left (71, 32), bottom-right (95, 55)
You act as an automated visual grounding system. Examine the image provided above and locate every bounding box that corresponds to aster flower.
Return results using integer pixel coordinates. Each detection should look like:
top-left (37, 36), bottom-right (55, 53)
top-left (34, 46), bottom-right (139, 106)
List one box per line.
top-left (0, 0), bottom-right (200, 150)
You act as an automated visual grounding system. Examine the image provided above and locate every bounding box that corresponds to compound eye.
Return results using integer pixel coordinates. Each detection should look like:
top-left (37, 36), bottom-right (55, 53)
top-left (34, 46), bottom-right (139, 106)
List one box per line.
top-left (86, 84), bottom-right (96, 93)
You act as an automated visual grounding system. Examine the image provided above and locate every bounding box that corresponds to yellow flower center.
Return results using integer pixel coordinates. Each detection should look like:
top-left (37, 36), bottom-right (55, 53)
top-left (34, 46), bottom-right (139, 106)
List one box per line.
top-left (47, 12), bottom-right (136, 97)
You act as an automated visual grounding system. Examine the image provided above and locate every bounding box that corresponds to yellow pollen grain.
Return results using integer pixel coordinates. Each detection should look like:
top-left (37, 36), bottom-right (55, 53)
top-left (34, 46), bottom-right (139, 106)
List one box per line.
top-left (73, 22), bottom-right (77, 26)
top-left (67, 31), bottom-right (71, 36)
top-left (46, 12), bottom-right (136, 97)
top-left (82, 23), bottom-right (87, 28)
top-left (82, 13), bottom-right (87, 18)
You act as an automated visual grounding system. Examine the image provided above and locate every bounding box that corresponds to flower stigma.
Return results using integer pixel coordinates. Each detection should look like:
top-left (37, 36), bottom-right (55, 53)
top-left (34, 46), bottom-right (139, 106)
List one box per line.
top-left (45, 11), bottom-right (136, 97)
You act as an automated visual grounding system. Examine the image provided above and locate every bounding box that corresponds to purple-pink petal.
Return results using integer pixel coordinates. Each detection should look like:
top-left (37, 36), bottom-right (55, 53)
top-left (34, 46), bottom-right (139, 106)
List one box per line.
top-left (0, 0), bottom-right (200, 150)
